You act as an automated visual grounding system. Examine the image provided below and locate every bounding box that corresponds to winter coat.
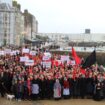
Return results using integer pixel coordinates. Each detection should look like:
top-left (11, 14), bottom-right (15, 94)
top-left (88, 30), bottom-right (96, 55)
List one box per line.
top-left (53, 81), bottom-right (61, 98)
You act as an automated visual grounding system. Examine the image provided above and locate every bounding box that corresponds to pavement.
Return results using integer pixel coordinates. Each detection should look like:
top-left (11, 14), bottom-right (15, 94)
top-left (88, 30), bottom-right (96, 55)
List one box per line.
top-left (0, 98), bottom-right (105, 105)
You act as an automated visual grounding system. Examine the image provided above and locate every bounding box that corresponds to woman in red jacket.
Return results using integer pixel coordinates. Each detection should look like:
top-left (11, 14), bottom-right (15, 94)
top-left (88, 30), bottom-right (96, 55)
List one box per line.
top-left (63, 77), bottom-right (70, 99)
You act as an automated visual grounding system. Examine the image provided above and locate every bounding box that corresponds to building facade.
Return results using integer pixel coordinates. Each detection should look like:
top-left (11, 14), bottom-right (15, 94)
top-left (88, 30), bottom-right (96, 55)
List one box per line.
top-left (0, 0), bottom-right (38, 46)
top-left (0, 2), bottom-right (24, 46)
top-left (23, 10), bottom-right (38, 40)
top-left (37, 33), bottom-right (105, 43)
top-left (10, 7), bottom-right (24, 46)
top-left (0, 3), bottom-right (11, 46)
top-left (0, 0), bottom-right (12, 6)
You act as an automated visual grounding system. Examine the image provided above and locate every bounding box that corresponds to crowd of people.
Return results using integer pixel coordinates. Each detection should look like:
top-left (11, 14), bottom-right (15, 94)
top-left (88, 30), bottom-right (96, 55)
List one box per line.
top-left (0, 47), bottom-right (105, 101)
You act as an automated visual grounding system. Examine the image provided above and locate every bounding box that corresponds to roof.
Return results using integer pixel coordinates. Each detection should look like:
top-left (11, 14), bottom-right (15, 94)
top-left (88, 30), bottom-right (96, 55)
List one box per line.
top-left (0, 3), bottom-right (11, 10)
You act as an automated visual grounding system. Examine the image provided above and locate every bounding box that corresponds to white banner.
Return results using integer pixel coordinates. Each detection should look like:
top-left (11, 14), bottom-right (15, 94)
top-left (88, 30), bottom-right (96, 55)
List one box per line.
top-left (42, 61), bottom-right (51, 68)
top-left (0, 51), bottom-right (5, 55)
top-left (25, 60), bottom-right (34, 66)
top-left (70, 60), bottom-right (75, 65)
top-left (20, 56), bottom-right (29, 62)
top-left (22, 48), bottom-right (30, 53)
top-left (10, 51), bottom-right (17, 55)
top-left (30, 51), bottom-right (36, 55)
top-left (44, 52), bottom-right (51, 58)
top-left (43, 56), bottom-right (51, 60)
top-left (5, 49), bottom-right (11, 54)
top-left (61, 55), bottom-right (70, 62)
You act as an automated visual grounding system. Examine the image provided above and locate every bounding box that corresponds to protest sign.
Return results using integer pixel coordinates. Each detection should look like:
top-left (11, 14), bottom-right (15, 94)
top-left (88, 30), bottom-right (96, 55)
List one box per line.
top-left (44, 52), bottom-right (51, 58)
top-left (5, 49), bottom-right (11, 54)
top-left (30, 51), bottom-right (36, 55)
top-left (20, 56), bottom-right (29, 62)
top-left (22, 48), bottom-right (30, 53)
top-left (42, 61), bottom-right (51, 68)
top-left (61, 55), bottom-right (70, 62)
top-left (25, 60), bottom-right (34, 66)
top-left (0, 51), bottom-right (5, 55)
top-left (69, 60), bottom-right (76, 65)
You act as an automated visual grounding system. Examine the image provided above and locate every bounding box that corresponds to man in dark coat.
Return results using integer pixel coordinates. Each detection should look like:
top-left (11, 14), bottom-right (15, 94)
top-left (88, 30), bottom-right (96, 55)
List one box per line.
top-left (68, 76), bottom-right (74, 98)
top-left (72, 77), bottom-right (80, 98)
top-left (93, 81), bottom-right (103, 101)
top-left (86, 76), bottom-right (94, 98)
top-left (79, 75), bottom-right (86, 99)
top-left (45, 77), bottom-right (54, 99)
top-left (2, 70), bottom-right (12, 93)
top-left (39, 76), bottom-right (46, 99)
top-left (0, 79), bottom-right (5, 97)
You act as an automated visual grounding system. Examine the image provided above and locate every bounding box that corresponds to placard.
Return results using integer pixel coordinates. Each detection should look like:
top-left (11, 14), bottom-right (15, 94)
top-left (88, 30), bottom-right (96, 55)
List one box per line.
top-left (69, 60), bottom-right (75, 65)
top-left (30, 51), bottom-right (36, 55)
top-left (42, 61), bottom-right (51, 68)
top-left (0, 51), bottom-right (5, 55)
top-left (61, 55), bottom-right (70, 62)
top-left (20, 56), bottom-right (29, 62)
top-left (25, 60), bottom-right (34, 66)
top-left (22, 48), bottom-right (30, 53)
top-left (5, 49), bottom-right (11, 54)
top-left (10, 51), bottom-right (17, 55)
top-left (44, 52), bottom-right (51, 58)
top-left (43, 56), bottom-right (51, 61)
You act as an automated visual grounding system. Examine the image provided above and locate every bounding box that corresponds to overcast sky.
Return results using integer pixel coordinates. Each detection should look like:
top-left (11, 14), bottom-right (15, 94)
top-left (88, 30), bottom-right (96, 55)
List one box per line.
top-left (17, 0), bottom-right (105, 33)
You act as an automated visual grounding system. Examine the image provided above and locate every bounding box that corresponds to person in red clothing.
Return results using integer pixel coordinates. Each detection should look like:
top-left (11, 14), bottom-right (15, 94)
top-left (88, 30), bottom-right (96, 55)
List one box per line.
top-left (62, 77), bottom-right (70, 99)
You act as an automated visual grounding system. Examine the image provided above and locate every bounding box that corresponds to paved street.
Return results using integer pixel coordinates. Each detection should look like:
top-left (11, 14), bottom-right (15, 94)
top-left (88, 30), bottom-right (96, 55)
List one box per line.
top-left (0, 98), bottom-right (105, 105)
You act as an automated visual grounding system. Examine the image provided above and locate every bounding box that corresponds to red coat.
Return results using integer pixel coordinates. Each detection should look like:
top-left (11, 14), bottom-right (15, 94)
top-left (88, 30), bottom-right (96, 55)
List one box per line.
top-left (63, 80), bottom-right (69, 88)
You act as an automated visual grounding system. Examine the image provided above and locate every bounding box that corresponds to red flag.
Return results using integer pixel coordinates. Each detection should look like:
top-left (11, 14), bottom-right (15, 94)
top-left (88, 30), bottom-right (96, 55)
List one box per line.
top-left (72, 47), bottom-right (81, 65)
